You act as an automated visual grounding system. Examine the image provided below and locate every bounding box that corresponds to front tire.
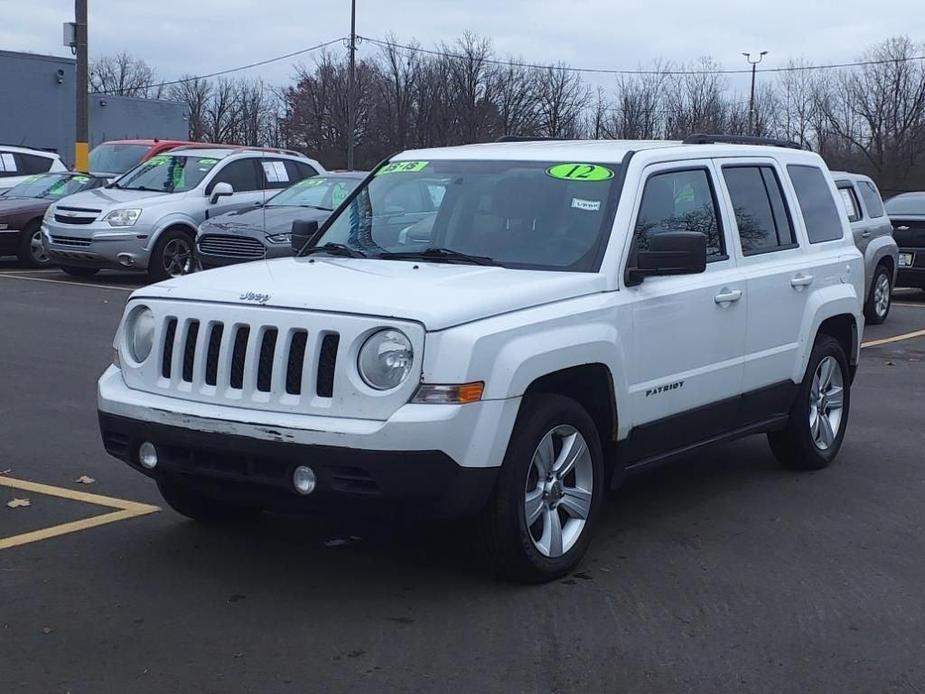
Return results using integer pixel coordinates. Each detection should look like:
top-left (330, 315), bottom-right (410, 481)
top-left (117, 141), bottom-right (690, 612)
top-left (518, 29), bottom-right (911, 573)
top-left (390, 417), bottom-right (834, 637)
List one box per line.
top-left (16, 221), bottom-right (51, 268)
top-left (864, 263), bottom-right (892, 325)
top-left (149, 229), bottom-right (195, 282)
top-left (768, 334), bottom-right (850, 470)
top-left (481, 394), bottom-right (604, 583)
top-left (157, 478), bottom-right (259, 523)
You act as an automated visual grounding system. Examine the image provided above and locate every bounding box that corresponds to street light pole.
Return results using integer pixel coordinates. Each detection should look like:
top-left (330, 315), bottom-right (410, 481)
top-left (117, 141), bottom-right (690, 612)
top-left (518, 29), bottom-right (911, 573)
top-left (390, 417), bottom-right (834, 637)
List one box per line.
top-left (75, 0), bottom-right (89, 171)
top-left (346, 0), bottom-right (357, 170)
top-left (743, 51), bottom-right (767, 136)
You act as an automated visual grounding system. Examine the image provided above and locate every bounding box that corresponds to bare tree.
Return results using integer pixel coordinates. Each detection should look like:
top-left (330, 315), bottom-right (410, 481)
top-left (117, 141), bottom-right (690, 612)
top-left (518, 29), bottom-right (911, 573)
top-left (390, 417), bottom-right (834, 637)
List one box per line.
top-left (534, 63), bottom-right (590, 138)
top-left (91, 53), bottom-right (163, 98)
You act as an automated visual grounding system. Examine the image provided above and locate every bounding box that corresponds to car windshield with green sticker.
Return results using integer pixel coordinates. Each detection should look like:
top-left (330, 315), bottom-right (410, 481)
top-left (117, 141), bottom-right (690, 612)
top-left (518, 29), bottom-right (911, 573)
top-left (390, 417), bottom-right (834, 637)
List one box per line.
top-left (113, 154), bottom-right (219, 193)
top-left (3, 173), bottom-right (99, 200)
top-left (310, 159), bottom-right (623, 271)
top-left (267, 175), bottom-right (364, 211)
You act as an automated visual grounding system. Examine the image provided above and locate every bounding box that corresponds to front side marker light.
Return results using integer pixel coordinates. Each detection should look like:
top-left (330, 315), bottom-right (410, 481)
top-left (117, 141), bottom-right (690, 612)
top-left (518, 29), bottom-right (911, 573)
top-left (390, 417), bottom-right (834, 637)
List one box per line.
top-left (412, 382), bottom-right (484, 405)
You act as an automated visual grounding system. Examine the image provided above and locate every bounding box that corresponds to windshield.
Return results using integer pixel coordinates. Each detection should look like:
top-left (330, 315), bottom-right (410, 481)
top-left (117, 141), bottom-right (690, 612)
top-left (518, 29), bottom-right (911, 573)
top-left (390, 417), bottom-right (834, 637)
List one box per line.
top-left (885, 194), bottom-right (925, 216)
top-left (114, 154), bottom-right (220, 193)
top-left (3, 173), bottom-right (97, 199)
top-left (268, 176), bottom-right (363, 210)
top-left (88, 143), bottom-right (151, 174)
top-left (310, 160), bottom-right (622, 271)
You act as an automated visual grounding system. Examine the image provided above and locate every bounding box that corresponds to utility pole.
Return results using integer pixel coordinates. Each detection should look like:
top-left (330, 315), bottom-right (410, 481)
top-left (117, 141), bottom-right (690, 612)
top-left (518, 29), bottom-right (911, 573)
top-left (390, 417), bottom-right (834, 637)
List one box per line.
top-left (346, 0), bottom-right (357, 170)
top-left (743, 51), bottom-right (767, 137)
top-left (74, 0), bottom-right (89, 171)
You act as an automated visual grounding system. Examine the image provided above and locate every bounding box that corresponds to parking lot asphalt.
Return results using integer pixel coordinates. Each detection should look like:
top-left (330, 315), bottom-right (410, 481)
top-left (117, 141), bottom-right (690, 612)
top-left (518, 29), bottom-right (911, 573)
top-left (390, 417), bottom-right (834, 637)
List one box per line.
top-left (2, 265), bottom-right (925, 694)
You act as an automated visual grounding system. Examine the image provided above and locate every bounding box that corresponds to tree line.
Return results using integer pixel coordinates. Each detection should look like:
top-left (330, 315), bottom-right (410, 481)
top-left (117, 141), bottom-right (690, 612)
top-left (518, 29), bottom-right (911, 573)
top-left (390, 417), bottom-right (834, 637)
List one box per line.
top-left (91, 34), bottom-right (925, 195)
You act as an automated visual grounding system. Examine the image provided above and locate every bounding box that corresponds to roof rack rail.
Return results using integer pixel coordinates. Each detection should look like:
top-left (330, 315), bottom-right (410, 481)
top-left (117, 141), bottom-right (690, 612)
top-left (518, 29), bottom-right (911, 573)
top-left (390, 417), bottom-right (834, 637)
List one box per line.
top-left (495, 135), bottom-right (570, 143)
top-left (683, 133), bottom-right (804, 150)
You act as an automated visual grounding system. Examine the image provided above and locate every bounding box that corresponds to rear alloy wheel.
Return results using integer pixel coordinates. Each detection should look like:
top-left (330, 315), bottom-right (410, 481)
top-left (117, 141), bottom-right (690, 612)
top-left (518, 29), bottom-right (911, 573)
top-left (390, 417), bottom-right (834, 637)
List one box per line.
top-left (864, 264), bottom-right (892, 325)
top-left (481, 394), bottom-right (604, 583)
top-left (149, 229), bottom-right (195, 282)
top-left (16, 222), bottom-right (51, 268)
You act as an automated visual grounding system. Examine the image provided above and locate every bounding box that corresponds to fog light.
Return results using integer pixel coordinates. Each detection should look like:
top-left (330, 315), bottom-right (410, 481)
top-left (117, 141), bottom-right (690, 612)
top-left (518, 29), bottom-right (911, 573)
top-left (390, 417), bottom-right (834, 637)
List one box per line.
top-left (117, 253), bottom-right (135, 267)
top-left (292, 465), bottom-right (316, 495)
top-left (138, 441), bottom-right (158, 469)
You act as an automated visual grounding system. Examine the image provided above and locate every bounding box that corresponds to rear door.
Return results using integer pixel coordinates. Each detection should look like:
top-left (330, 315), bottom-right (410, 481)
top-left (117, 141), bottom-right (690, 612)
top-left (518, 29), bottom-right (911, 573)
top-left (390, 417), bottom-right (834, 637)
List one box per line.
top-left (714, 157), bottom-right (808, 421)
top-left (855, 179), bottom-right (894, 246)
top-left (836, 180), bottom-right (870, 255)
top-left (621, 161), bottom-right (747, 460)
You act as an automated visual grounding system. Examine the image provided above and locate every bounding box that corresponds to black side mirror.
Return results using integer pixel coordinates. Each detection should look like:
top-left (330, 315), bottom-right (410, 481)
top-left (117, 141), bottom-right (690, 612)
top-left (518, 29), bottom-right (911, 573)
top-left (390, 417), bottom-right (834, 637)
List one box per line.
top-left (626, 231), bottom-right (707, 286)
top-left (291, 219), bottom-right (319, 254)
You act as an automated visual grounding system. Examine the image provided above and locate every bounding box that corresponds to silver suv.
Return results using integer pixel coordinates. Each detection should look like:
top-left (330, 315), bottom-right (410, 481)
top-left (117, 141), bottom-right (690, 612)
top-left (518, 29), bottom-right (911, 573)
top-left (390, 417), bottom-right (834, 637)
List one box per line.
top-left (42, 147), bottom-right (324, 281)
top-left (832, 171), bottom-right (898, 324)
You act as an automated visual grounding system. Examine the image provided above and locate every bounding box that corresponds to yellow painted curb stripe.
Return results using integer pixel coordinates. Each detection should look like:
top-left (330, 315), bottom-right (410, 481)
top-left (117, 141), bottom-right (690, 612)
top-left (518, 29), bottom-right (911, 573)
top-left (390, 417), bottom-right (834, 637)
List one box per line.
top-left (0, 476), bottom-right (159, 513)
top-left (862, 328), bottom-right (925, 349)
top-left (0, 509), bottom-right (149, 550)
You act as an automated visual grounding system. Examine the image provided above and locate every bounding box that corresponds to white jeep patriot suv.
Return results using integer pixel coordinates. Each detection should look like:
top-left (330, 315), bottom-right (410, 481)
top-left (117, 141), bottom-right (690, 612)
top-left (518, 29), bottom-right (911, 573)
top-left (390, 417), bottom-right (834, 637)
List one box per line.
top-left (98, 135), bottom-right (864, 582)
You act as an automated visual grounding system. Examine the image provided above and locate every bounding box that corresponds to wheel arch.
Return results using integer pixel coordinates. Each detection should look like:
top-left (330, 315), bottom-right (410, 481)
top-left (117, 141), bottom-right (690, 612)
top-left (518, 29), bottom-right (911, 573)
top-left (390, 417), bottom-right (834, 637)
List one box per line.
top-left (146, 219), bottom-right (199, 251)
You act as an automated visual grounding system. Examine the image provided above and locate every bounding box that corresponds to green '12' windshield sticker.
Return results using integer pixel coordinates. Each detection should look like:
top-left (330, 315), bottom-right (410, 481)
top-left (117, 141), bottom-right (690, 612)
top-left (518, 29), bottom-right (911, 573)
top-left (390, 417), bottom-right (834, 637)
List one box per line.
top-left (546, 163), bottom-right (614, 182)
top-left (377, 161), bottom-right (429, 175)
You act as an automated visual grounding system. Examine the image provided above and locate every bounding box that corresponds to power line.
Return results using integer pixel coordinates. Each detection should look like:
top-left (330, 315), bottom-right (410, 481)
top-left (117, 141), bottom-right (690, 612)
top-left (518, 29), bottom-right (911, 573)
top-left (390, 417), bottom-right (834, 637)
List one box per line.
top-left (360, 35), bottom-right (925, 77)
top-left (148, 37), bottom-right (347, 89)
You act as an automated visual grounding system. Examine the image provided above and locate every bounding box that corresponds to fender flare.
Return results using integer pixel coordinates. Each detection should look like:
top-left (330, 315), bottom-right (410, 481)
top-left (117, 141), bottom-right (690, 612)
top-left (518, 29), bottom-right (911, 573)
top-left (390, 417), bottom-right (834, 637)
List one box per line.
top-left (145, 216), bottom-right (200, 251)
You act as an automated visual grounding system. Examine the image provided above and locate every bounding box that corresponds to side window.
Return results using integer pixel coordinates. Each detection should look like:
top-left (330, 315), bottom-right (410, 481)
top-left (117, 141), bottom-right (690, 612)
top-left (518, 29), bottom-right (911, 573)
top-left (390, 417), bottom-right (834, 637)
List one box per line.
top-left (0, 151), bottom-right (18, 177)
top-left (723, 166), bottom-right (796, 255)
top-left (210, 159), bottom-right (261, 193)
top-left (17, 153), bottom-right (53, 175)
top-left (787, 165), bottom-right (844, 244)
top-left (633, 168), bottom-right (725, 260)
top-left (858, 180), bottom-right (885, 218)
top-left (838, 186), bottom-right (861, 222)
top-left (260, 158), bottom-right (294, 190)
top-left (291, 161), bottom-right (318, 181)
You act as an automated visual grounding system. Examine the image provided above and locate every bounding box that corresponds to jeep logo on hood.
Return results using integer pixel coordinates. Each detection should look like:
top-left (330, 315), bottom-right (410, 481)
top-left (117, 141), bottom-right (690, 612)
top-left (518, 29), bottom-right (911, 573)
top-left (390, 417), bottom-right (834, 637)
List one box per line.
top-left (239, 291), bottom-right (271, 304)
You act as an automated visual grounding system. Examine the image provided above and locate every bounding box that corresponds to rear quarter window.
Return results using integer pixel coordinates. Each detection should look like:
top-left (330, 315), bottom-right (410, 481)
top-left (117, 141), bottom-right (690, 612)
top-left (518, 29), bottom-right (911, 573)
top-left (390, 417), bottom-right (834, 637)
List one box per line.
top-left (787, 165), bottom-right (844, 243)
top-left (858, 180), bottom-right (885, 218)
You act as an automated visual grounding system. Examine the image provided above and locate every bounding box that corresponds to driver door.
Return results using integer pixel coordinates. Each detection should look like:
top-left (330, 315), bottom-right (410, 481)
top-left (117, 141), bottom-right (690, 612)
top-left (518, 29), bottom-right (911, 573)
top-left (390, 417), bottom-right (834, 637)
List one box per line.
top-left (204, 159), bottom-right (265, 221)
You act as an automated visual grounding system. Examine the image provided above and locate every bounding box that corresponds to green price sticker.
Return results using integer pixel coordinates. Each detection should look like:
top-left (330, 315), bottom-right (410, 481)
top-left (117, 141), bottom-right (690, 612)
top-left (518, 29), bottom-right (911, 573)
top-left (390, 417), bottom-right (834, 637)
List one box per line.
top-left (74, 175), bottom-right (90, 184)
top-left (331, 183), bottom-right (348, 207)
top-left (377, 161), bottom-right (429, 175)
top-left (147, 155), bottom-right (168, 166)
top-left (198, 158), bottom-right (218, 167)
top-left (546, 163), bottom-right (614, 182)
top-left (298, 178), bottom-right (325, 187)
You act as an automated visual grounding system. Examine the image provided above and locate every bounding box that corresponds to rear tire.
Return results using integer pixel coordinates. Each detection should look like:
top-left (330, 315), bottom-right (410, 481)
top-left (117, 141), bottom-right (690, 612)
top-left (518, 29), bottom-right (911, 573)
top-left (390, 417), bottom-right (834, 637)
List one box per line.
top-left (16, 221), bottom-right (51, 268)
top-left (480, 394), bottom-right (604, 583)
top-left (149, 228), bottom-right (195, 282)
top-left (768, 334), bottom-right (850, 470)
top-left (864, 263), bottom-right (892, 325)
top-left (157, 478), bottom-right (259, 523)
top-left (59, 265), bottom-right (99, 277)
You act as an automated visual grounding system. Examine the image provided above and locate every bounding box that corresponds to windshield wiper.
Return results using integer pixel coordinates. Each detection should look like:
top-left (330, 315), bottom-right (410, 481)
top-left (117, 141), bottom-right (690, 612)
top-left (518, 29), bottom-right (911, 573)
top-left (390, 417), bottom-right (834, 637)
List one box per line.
top-left (302, 243), bottom-right (367, 258)
top-left (121, 185), bottom-right (165, 192)
top-left (379, 247), bottom-right (495, 266)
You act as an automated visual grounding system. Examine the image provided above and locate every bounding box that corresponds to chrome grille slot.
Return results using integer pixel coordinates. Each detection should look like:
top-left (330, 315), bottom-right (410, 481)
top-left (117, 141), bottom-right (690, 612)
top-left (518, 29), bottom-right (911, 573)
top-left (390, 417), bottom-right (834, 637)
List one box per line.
top-left (317, 333), bottom-right (340, 398)
top-left (198, 234), bottom-right (266, 260)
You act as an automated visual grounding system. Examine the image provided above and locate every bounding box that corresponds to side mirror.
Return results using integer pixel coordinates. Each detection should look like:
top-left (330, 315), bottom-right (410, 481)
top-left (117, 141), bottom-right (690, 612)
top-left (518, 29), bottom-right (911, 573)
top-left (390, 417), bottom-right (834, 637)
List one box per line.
top-left (209, 181), bottom-right (234, 204)
top-left (626, 231), bottom-right (707, 286)
top-left (291, 219), bottom-right (319, 254)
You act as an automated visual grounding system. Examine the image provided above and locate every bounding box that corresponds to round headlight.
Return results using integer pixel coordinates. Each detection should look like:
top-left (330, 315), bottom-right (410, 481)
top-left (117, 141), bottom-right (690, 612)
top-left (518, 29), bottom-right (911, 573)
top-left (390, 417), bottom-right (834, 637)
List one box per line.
top-left (357, 329), bottom-right (414, 390)
top-left (126, 306), bottom-right (156, 363)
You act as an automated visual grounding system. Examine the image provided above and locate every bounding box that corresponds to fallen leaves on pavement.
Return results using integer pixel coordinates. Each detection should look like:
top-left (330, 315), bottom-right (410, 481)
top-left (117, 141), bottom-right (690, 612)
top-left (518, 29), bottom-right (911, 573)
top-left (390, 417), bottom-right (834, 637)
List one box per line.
top-left (6, 498), bottom-right (31, 509)
top-left (75, 475), bottom-right (96, 485)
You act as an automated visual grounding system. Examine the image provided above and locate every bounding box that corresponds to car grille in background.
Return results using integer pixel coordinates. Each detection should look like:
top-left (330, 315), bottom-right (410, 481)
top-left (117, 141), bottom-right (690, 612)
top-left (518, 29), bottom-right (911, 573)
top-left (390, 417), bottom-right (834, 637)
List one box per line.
top-left (54, 206), bottom-right (101, 225)
top-left (159, 317), bottom-right (339, 400)
top-left (197, 234), bottom-right (266, 260)
top-left (50, 234), bottom-right (92, 247)
top-left (893, 220), bottom-right (925, 249)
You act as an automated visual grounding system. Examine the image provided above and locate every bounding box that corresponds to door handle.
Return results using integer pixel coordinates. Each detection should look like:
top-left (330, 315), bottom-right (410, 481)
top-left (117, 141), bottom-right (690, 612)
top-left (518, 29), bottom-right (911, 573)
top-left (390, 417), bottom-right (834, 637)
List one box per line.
top-left (861, 230), bottom-right (871, 238)
top-left (714, 288), bottom-right (742, 304)
top-left (790, 273), bottom-right (815, 289)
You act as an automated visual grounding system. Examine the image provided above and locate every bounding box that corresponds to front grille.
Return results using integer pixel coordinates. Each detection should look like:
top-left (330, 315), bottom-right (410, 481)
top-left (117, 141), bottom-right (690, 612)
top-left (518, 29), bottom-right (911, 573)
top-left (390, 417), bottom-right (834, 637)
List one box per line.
top-left (157, 317), bottom-right (341, 400)
top-left (198, 234), bottom-right (266, 260)
top-left (50, 234), bottom-right (92, 247)
top-left (54, 206), bottom-right (101, 225)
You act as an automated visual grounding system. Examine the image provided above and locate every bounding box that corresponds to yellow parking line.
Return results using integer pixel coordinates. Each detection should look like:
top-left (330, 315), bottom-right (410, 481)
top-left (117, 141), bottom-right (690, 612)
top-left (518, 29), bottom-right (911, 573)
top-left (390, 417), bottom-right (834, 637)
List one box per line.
top-left (862, 328), bottom-right (925, 349)
top-left (0, 273), bottom-right (135, 292)
top-left (0, 477), bottom-right (159, 550)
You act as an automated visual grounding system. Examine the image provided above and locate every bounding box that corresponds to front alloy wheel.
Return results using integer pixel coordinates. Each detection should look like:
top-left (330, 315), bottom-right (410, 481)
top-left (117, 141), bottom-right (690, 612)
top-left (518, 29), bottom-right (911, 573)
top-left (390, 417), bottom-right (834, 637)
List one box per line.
top-left (162, 237), bottom-right (194, 278)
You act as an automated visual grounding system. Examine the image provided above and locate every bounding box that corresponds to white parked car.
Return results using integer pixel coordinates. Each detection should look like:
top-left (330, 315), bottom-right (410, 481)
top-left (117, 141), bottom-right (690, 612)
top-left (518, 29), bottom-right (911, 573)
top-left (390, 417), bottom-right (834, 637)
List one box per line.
top-left (42, 147), bottom-right (324, 281)
top-left (0, 145), bottom-right (67, 192)
top-left (98, 135), bottom-right (864, 582)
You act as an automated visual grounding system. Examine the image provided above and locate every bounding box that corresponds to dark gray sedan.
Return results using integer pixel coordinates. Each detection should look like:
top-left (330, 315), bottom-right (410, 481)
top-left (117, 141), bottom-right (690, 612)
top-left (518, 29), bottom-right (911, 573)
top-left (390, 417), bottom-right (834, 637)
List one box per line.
top-left (196, 172), bottom-right (366, 269)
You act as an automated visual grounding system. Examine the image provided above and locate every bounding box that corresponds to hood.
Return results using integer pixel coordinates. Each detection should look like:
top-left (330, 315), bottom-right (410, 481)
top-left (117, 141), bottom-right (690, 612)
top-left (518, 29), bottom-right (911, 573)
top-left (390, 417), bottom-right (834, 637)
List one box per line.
top-left (202, 205), bottom-right (330, 237)
top-left (0, 197), bottom-right (49, 222)
top-left (135, 257), bottom-right (606, 331)
top-left (57, 187), bottom-right (187, 209)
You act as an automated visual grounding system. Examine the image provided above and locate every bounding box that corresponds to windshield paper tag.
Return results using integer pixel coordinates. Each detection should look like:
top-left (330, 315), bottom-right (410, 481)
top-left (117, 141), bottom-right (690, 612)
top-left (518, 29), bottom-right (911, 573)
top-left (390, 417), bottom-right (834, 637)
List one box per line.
top-left (547, 163), bottom-right (614, 182)
top-left (377, 161), bottom-right (429, 175)
top-left (571, 198), bottom-right (601, 212)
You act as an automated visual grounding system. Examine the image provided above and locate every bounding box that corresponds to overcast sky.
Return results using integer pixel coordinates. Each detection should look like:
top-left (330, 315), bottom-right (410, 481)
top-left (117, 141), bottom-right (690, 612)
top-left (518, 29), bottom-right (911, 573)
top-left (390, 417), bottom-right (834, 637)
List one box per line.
top-left (2, 0), bottom-right (922, 94)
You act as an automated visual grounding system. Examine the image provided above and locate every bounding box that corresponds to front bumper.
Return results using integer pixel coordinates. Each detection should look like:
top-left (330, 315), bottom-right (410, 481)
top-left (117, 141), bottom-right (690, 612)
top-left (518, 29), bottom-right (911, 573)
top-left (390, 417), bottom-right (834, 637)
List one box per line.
top-left (43, 222), bottom-right (151, 270)
top-left (97, 366), bottom-right (520, 517)
top-left (897, 248), bottom-right (925, 288)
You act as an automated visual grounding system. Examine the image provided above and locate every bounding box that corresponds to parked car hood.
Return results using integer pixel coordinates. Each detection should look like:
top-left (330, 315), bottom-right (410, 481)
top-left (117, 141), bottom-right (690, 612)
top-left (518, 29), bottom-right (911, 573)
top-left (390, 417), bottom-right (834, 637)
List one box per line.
top-left (56, 187), bottom-right (189, 209)
top-left (0, 197), bottom-right (49, 221)
top-left (202, 205), bottom-right (330, 237)
top-left (136, 257), bottom-right (607, 331)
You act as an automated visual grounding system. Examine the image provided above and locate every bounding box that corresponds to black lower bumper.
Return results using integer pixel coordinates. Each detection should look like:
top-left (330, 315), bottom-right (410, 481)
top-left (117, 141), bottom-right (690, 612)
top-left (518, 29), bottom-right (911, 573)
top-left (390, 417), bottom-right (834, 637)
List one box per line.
top-left (897, 266), bottom-right (925, 289)
top-left (99, 412), bottom-right (497, 518)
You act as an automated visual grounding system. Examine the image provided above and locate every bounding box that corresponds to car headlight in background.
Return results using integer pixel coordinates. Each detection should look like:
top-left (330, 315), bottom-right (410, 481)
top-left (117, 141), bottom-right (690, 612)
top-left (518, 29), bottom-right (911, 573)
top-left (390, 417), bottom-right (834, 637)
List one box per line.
top-left (357, 329), bottom-right (414, 390)
top-left (125, 305), bottom-right (156, 363)
top-left (42, 206), bottom-right (55, 223)
top-left (266, 233), bottom-right (291, 244)
top-left (104, 208), bottom-right (142, 227)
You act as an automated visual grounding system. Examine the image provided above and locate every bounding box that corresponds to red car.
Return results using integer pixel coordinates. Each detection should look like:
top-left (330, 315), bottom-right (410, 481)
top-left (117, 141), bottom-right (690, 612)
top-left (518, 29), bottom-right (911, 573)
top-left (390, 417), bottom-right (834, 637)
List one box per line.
top-left (88, 139), bottom-right (219, 178)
